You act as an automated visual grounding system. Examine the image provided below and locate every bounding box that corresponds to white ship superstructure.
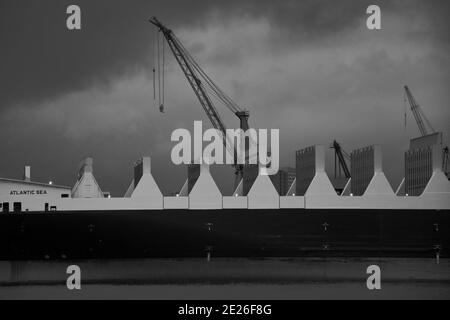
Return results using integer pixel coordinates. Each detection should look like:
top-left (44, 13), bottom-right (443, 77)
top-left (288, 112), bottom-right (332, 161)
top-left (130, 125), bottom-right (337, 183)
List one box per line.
top-left (1, 134), bottom-right (449, 213)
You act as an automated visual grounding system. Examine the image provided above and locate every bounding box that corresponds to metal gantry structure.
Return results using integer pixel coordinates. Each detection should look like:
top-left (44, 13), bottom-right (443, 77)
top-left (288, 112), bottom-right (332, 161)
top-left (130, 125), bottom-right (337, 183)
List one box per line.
top-left (404, 85), bottom-right (449, 178)
top-left (150, 17), bottom-right (251, 184)
top-left (404, 86), bottom-right (436, 136)
top-left (331, 140), bottom-right (351, 179)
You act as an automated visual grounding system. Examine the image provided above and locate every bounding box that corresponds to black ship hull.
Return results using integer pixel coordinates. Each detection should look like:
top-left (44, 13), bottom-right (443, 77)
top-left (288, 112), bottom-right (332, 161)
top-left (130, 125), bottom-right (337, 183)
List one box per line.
top-left (1, 209), bottom-right (449, 260)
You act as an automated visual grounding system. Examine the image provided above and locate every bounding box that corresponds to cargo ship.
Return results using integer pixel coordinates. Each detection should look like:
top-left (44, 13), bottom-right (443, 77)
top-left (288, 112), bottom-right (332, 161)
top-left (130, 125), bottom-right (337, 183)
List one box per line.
top-left (1, 136), bottom-right (449, 261)
top-left (1, 18), bottom-right (449, 262)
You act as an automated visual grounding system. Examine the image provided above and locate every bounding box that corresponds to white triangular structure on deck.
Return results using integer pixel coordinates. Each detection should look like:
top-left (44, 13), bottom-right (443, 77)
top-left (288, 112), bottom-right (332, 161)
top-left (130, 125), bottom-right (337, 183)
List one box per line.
top-left (417, 171), bottom-right (450, 209)
top-left (132, 181), bottom-right (163, 203)
top-left (130, 157), bottom-right (163, 209)
top-left (248, 166), bottom-right (280, 209)
top-left (423, 171), bottom-right (450, 194)
top-left (305, 145), bottom-right (338, 197)
top-left (364, 172), bottom-right (394, 195)
top-left (305, 173), bottom-right (338, 196)
top-left (71, 157), bottom-right (104, 198)
top-left (189, 162), bottom-right (222, 209)
top-left (364, 145), bottom-right (394, 196)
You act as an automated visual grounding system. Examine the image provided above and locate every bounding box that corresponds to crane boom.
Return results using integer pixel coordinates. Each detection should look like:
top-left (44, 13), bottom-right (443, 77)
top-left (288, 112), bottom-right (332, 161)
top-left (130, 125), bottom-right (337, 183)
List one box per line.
top-left (150, 17), bottom-right (251, 184)
top-left (404, 86), bottom-right (435, 136)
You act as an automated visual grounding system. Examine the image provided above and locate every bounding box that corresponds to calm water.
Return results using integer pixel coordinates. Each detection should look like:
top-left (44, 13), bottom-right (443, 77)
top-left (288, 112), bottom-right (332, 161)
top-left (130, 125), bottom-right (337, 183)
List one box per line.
top-left (2, 283), bottom-right (450, 300)
top-left (1, 258), bottom-right (449, 299)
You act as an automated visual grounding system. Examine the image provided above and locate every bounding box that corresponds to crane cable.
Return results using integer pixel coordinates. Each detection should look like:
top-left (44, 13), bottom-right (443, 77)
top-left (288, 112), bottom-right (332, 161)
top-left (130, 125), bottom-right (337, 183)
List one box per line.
top-left (153, 23), bottom-right (257, 163)
top-left (162, 31), bottom-right (165, 110)
top-left (153, 27), bottom-right (166, 113)
top-left (174, 35), bottom-right (242, 114)
top-left (157, 30), bottom-right (161, 107)
top-left (175, 38), bottom-right (258, 159)
top-left (153, 27), bottom-right (157, 102)
top-left (155, 25), bottom-right (254, 158)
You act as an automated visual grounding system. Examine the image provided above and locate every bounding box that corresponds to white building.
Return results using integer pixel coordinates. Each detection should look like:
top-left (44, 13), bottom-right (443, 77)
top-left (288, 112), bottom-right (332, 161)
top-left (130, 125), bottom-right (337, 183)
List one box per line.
top-left (0, 166), bottom-right (71, 213)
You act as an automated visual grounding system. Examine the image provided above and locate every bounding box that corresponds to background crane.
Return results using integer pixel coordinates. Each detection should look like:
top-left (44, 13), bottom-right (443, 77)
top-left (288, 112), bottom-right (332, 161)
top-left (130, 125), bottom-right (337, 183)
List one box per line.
top-left (404, 86), bottom-right (435, 136)
top-left (150, 17), bottom-right (252, 186)
top-left (404, 85), bottom-right (449, 178)
top-left (331, 140), bottom-right (351, 180)
top-left (330, 140), bottom-right (351, 195)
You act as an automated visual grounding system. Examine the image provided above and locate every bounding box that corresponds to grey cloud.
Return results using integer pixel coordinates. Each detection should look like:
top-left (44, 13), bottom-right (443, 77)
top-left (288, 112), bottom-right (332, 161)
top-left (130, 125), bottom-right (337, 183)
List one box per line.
top-left (2, 0), bottom-right (446, 112)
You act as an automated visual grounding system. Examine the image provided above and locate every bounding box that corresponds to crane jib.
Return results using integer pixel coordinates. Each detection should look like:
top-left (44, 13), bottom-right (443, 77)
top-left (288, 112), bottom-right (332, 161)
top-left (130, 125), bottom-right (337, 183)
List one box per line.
top-left (149, 17), bottom-right (255, 184)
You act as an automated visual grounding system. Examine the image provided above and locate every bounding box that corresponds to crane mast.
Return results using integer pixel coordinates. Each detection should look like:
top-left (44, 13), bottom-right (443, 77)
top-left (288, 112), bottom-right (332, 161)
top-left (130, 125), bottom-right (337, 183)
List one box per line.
top-left (150, 17), bottom-right (251, 184)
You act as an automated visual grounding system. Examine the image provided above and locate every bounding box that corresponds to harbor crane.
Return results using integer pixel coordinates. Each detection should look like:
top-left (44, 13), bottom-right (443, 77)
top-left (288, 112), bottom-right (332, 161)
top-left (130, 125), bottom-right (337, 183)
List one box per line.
top-left (330, 140), bottom-right (351, 195)
top-left (404, 85), bottom-right (449, 178)
top-left (404, 86), bottom-right (435, 136)
top-left (331, 140), bottom-right (351, 180)
top-left (150, 17), bottom-right (251, 186)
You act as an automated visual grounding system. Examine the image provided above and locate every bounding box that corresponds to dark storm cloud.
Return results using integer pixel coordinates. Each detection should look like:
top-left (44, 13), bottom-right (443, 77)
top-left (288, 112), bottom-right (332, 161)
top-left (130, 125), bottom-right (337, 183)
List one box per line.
top-left (3, 0), bottom-right (444, 112)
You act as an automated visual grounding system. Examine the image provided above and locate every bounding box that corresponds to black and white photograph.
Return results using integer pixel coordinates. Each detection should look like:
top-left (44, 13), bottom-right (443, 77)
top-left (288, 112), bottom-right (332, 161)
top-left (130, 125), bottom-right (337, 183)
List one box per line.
top-left (0, 0), bottom-right (449, 304)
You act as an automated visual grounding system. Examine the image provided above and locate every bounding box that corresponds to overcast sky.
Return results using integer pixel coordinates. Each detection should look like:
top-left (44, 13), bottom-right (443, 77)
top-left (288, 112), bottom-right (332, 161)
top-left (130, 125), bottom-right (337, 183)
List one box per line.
top-left (0, 0), bottom-right (449, 196)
